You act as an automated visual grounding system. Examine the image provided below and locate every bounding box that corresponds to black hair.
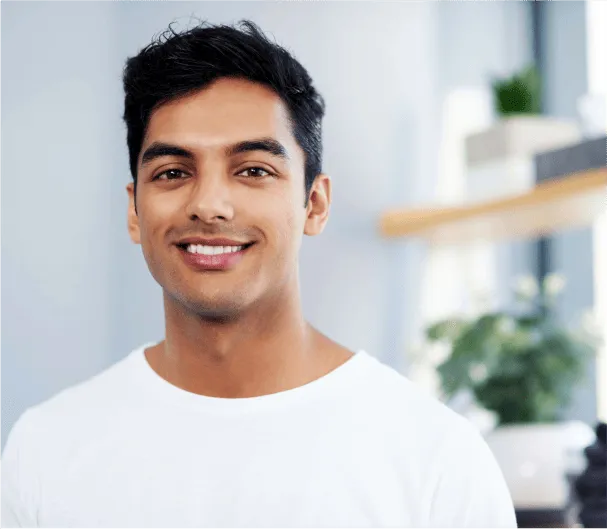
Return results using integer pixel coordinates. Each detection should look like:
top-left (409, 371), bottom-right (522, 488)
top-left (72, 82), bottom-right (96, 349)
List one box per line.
top-left (122, 19), bottom-right (325, 209)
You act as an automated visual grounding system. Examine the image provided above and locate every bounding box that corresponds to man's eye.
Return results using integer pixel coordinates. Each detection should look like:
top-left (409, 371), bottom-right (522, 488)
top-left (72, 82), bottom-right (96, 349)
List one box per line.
top-left (239, 167), bottom-right (273, 178)
top-left (154, 169), bottom-right (188, 181)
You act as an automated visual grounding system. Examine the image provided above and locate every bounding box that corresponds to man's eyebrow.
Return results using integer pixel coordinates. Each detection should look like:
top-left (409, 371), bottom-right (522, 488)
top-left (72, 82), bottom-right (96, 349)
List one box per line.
top-left (225, 138), bottom-right (290, 161)
top-left (140, 138), bottom-right (290, 168)
top-left (140, 142), bottom-right (195, 167)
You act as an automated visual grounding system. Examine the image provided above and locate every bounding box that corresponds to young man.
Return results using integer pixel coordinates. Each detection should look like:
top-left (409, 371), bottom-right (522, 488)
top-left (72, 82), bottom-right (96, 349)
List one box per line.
top-left (2, 20), bottom-right (517, 528)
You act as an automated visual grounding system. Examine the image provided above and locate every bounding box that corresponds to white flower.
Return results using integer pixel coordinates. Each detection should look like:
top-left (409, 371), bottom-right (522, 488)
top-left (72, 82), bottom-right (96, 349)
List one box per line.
top-left (428, 342), bottom-right (451, 364)
top-left (496, 316), bottom-right (516, 335)
top-left (543, 273), bottom-right (566, 297)
top-left (513, 274), bottom-right (539, 300)
top-left (581, 309), bottom-right (601, 337)
top-left (472, 289), bottom-right (494, 312)
top-left (469, 363), bottom-right (488, 383)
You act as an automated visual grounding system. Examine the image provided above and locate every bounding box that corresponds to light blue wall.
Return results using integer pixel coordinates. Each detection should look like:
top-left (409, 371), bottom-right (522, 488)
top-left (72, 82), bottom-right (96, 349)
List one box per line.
top-left (1, 1), bottom-right (125, 448)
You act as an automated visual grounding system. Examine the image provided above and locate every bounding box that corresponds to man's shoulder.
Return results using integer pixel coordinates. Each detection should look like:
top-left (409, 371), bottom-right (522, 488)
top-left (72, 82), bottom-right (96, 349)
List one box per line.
top-left (355, 351), bottom-right (482, 443)
top-left (357, 353), bottom-right (512, 487)
top-left (12, 344), bottom-right (144, 438)
top-left (356, 351), bottom-right (456, 417)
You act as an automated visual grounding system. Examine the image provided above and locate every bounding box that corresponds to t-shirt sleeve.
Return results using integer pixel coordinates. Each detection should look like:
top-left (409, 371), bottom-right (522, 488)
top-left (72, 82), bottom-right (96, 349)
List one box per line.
top-left (427, 418), bottom-right (517, 528)
top-left (1, 410), bottom-right (41, 528)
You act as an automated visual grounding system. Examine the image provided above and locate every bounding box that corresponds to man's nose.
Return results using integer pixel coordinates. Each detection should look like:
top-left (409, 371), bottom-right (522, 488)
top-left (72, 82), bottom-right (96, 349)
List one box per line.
top-left (184, 172), bottom-right (235, 223)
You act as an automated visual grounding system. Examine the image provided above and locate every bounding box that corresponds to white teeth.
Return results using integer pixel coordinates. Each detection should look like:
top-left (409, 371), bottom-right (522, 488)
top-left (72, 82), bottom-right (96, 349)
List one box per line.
top-left (185, 244), bottom-right (245, 255)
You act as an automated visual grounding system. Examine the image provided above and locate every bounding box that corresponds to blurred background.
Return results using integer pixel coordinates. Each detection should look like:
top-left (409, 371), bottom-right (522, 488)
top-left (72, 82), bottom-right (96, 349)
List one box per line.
top-left (2, 1), bottom-right (606, 527)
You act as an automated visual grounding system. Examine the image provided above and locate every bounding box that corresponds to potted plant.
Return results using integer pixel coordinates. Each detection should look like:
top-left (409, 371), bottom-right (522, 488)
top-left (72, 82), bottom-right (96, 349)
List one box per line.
top-left (465, 65), bottom-right (580, 201)
top-left (425, 272), bottom-right (601, 513)
top-left (492, 64), bottom-right (542, 117)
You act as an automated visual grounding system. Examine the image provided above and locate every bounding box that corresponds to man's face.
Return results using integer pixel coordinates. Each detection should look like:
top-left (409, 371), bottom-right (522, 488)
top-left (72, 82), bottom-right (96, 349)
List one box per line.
top-left (126, 77), bottom-right (330, 321)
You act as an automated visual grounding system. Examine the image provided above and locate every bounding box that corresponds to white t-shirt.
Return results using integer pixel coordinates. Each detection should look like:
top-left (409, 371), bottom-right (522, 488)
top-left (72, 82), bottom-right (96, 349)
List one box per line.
top-left (1, 342), bottom-right (517, 528)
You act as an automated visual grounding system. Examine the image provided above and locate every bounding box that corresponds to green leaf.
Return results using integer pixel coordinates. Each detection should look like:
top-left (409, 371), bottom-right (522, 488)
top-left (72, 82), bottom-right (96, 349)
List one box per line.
top-left (425, 318), bottom-right (468, 342)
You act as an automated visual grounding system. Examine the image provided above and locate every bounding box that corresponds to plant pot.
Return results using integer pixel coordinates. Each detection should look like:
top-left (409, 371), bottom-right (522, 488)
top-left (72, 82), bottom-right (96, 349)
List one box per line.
top-left (484, 421), bottom-right (595, 510)
top-left (466, 116), bottom-right (581, 168)
top-left (464, 116), bottom-right (581, 202)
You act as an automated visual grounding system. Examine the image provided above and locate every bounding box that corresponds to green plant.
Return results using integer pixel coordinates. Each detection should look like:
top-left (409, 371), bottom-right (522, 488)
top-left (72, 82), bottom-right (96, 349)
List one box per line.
top-left (492, 64), bottom-right (542, 116)
top-left (425, 273), bottom-right (601, 426)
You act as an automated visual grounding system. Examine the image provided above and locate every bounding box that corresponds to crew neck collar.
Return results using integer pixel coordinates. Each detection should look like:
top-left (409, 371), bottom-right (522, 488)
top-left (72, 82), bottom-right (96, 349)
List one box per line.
top-left (129, 341), bottom-right (370, 414)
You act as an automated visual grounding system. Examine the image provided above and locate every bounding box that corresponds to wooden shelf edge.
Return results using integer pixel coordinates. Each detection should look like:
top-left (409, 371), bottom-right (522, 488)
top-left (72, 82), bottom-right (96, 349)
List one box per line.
top-left (380, 167), bottom-right (607, 242)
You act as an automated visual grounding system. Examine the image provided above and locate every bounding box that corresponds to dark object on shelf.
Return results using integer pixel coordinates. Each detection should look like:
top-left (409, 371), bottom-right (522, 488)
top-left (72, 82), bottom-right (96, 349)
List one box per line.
top-left (535, 135), bottom-right (607, 184)
top-left (515, 508), bottom-right (568, 528)
top-left (574, 422), bottom-right (607, 528)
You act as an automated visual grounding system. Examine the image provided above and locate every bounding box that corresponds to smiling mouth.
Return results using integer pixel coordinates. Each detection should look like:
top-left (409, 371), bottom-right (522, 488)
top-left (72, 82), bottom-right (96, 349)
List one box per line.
top-left (175, 242), bottom-right (256, 271)
top-left (175, 242), bottom-right (255, 253)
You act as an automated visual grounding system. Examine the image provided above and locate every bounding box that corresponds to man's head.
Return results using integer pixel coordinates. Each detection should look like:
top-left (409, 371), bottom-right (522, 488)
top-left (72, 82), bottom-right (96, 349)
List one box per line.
top-left (122, 20), bottom-right (331, 322)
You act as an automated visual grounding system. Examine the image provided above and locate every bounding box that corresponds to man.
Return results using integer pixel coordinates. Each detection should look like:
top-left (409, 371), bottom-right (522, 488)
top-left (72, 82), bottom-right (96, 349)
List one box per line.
top-left (1, 20), bottom-right (517, 528)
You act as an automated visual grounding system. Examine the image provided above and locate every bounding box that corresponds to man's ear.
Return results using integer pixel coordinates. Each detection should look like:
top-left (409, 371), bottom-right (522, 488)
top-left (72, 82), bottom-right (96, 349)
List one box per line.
top-left (126, 182), bottom-right (141, 244)
top-left (304, 174), bottom-right (331, 237)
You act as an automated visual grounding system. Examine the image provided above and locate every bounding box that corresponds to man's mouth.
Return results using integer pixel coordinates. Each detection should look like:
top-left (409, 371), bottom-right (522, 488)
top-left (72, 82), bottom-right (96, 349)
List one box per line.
top-left (176, 242), bottom-right (255, 255)
top-left (175, 242), bottom-right (255, 271)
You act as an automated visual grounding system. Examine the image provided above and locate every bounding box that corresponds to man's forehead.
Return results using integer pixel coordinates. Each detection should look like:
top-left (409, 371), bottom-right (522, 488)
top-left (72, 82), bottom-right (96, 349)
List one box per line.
top-left (143, 80), bottom-right (298, 153)
top-left (147, 79), bottom-right (290, 131)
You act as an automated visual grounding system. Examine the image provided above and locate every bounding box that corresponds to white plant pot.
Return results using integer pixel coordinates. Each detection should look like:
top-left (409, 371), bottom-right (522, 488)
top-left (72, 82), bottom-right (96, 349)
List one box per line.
top-left (484, 421), bottom-right (595, 509)
top-left (464, 116), bottom-right (581, 203)
top-left (466, 116), bottom-right (581, 168)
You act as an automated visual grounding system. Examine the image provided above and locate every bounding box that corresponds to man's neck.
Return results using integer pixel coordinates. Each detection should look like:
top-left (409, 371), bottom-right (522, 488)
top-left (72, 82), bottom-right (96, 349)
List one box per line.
top-left (144, 289), bottom-right (344, 399)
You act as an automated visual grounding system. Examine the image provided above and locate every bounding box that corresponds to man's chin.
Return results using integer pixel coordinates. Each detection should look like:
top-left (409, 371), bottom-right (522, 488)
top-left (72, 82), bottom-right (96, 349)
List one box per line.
top-left (172, 295), bottom-right (248, 323)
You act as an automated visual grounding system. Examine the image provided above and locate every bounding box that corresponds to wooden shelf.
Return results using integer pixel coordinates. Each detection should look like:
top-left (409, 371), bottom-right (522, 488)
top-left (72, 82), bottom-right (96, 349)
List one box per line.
top-left (380, 167), bottom-right (607, 243)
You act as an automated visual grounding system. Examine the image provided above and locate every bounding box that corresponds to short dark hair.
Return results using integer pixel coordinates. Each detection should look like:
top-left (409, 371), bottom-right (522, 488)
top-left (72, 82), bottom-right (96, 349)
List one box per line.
top-left (122, 19), bottom-right (326, 208)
